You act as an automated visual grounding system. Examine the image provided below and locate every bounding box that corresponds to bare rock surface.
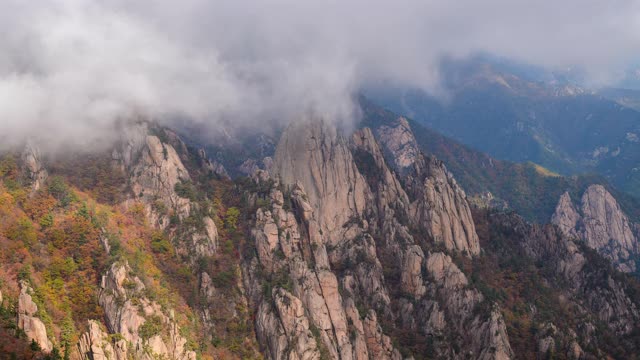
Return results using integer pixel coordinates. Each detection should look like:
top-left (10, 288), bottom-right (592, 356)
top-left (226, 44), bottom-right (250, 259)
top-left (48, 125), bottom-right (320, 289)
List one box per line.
top-left (552, 185), bottom-right (639, 272)
top-left (76, 320), bottom-right (126, 360)
top-left (17, 281), bottom-right (53, 353)
top-left (247, 120), bottom-right (510, 359)
top-left (99, 262), bottom-right (196, 360)
top-left (272, 120), bottom-right (369, 246)
top-left (374, 118), bottom-right (480, 256)
top-left (21, 143), bottom-right (48, 193)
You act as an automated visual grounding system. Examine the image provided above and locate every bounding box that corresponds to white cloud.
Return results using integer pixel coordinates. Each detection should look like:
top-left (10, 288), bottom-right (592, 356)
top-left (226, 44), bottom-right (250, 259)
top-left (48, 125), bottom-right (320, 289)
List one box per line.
top-left (1, 0), bottom-right (639, 150)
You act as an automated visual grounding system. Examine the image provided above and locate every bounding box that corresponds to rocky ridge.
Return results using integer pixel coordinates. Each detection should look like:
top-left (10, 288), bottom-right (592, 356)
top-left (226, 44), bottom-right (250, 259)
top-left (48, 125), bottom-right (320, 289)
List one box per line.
top-left (552, 185), bottom-right (639, 272)
top-left (75, 123), bottom-right (222, 359)
top-left (17, 281), bottom-right (53, 353)
top-left (487, 210), bottom-right (640, 356)
top-left (245, 118), bottom-right (511, 359)
top-left (2, 112), bottom-right (640, 359)
top-left (76, 320), bottom-right (125, 360)
top-left (112, 122), bottom-right (219, 260)
top-left (374, 118), bottom-right (480, 256)
top-left (96, 262), bottom-right (196, 360)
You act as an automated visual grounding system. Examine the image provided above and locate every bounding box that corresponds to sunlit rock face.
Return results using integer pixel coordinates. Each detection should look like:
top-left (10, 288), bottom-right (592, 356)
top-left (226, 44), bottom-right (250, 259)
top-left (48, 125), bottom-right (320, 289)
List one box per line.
top-left (18, 281), bottom-right (53, 353)
top-left (247, 118), bottom-right (511, 359)
top-left (552, 185), bottom-right (639, 272)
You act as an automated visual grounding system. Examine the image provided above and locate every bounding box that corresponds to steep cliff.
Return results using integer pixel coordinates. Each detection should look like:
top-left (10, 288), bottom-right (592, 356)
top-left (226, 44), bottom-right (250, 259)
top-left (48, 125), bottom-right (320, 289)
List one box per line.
top-left (552, 185), bottom-right (639, 272)
top-left (98, 262), bottom-right (196, 360)
top-left (272, 120), bottom-right (369, 246)
top-left (111, 123), bottom-right (221, 261)
top-left (17, 281), bottom-right (53, 353)
top-left (478, 208), bottom-right (640, 357)
top-left (76, 320), bottom-right (126, 360)
top-left (21, 143), bottom-right (48, 193)
top-left (112, 123), bottom-right (192, 229)
top-left (374, 118), bottom-right (480, 256)
top-left (245, 119), bottom-right (510, 359)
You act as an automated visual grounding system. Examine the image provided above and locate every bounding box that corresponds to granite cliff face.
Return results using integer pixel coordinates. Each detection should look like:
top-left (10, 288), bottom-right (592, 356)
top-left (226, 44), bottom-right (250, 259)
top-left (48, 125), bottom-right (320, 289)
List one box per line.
top-left (97, 262), bottom-right (196, 360)
top-left (76, 320), bottom-right (125, 360)
top-left (72, 123), bottom-right (221, 359)
top-left (374, 118), bottom-right (480, 256)
top-left (112, 123), bottom-right (192, 229)
top-left (489, 210), bottom-right (640, 356)
top-left (21, 143), bottom-right (48, 193)
top-left (111, 123), bottom-right (219, 260)
top-left (245, 119), bottom-right (510, 359)
top-left (552, 185), bottom-right (639, 272)
top-left (17, 281), bottom-right (53, 353)
top-left (272, 120), bottom-right (369, 247)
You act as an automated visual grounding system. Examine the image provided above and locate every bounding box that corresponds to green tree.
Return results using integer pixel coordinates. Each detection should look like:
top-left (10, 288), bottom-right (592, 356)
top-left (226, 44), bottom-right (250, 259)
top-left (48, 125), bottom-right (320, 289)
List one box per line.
top-left (139, 315), bottom-right (163, 341)
top-left (75, 202), bottom-right (90, 220)
top-left (6, 217), bottom-right (38, 248)
top-left (225, 207), bottom-right (240, 231)
top-left (47, 176), bottom-right (77, 207)
top-left (150, 231), bottom-right (172, 254)
top-left (39, 212), bottom-right (54, 228)
top-left (60, 314), bottom-right (75, 360)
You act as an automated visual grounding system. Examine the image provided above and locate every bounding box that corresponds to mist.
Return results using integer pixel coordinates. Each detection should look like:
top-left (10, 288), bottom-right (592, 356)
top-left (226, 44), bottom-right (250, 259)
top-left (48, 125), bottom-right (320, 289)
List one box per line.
top-left (2, 0), bottom-right (640, 151)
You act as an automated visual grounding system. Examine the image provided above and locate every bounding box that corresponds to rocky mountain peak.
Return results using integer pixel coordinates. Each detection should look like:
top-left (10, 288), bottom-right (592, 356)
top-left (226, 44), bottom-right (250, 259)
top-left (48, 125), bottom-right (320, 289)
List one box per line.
top-left (272, 119), bottom-right (370, 246)
top-left (374, 117), bottom-right (420, 175)
top-left (370, 117), bottom-right (481, 256)
top-left (20, 142), bottom-right (48, 193)
top-left (550, 191), bottom-right (580, 237)
top-left (551, 185), bottom-right (639, 272)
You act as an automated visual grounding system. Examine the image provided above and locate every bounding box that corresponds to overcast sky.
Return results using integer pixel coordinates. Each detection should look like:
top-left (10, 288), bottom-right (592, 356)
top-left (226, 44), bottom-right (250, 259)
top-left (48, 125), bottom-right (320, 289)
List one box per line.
top-left (2, 0), bottom-right (640, 150)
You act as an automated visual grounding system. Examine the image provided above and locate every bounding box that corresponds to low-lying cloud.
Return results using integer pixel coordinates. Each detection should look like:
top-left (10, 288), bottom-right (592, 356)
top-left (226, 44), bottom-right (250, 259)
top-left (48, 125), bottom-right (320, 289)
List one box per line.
top-left (2, 0), bottom-right (640, 150)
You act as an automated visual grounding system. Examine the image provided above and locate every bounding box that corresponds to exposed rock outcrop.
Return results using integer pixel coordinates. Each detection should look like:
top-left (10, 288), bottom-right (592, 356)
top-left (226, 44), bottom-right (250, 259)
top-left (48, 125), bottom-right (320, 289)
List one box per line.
top-left (98, 262), bottom-right (196, 360)
top-left (21, 143), bottom-right (48, 193)
top-left (272, 120), bottom-right (369, 246)
top-left (115, 128), bottom-right (191, 228)
top-left (374, 118), bottom-right (480, 256)
top-left (256, 288), bottom-right (323, 360)
top-left (246, 120), bottom-right (509, 359)
top-left (112, 124), bottom-right (219, 260)
top-left (17, 281), bottom-right (53, 353)
top-left (375, 117), bottom-right (421, 176)
top-left (110, 124), bottom-right (229, 355)
top-left (472, 307), bottom-right (514, 360)
top-left (248, 180), bottom-right (373, 360)
top-left (496, 211), bottom-right (640, 345)
top-left (197, 148), bottom-right (229, 179)
top-left (550, 192), bottom-right (580, 238)
top-left (552, 185), bottom-right (639, 272)
top-left (76, 320), bottom-right (126, 360)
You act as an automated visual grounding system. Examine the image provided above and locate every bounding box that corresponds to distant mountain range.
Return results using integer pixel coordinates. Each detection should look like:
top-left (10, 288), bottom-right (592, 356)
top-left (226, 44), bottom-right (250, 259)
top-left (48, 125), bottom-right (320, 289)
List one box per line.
top-left (366, 58), bottom-right (640, 199)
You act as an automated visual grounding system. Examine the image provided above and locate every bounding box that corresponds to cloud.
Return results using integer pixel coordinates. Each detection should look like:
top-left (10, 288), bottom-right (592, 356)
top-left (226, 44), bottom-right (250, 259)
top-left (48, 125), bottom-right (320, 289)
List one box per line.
top-left (1, 0), bottom-right (640, 150)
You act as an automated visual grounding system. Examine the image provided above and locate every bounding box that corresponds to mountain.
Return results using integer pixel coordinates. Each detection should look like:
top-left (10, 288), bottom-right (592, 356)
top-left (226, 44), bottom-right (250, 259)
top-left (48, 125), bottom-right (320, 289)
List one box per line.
top-left (552, 185), bottom-right (640, 273)
top-left (359, 97), bottom-right (640, 224)
top-left (360, 98), bottom-right (640, 274)
top-left (0, 124), bottom-right (261, 359)
top-left (598, 87), bottom-right (640, 111)
top-left (1, 112), bottom-right (639, 359)
top-left (366, 59), bottom-right (640, 199)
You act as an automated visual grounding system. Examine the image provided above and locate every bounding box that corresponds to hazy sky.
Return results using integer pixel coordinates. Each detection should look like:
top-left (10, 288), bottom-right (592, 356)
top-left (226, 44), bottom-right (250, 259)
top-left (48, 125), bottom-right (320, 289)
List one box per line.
top-left (1, 0), bottom-right (640, 150)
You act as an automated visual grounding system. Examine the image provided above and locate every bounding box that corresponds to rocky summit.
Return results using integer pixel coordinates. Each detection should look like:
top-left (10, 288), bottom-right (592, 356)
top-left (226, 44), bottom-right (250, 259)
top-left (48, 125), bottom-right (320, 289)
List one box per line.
top-left (0, 110), bottom-right (639, 360)
top-left (552, 185), bottom-right (639, 272)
